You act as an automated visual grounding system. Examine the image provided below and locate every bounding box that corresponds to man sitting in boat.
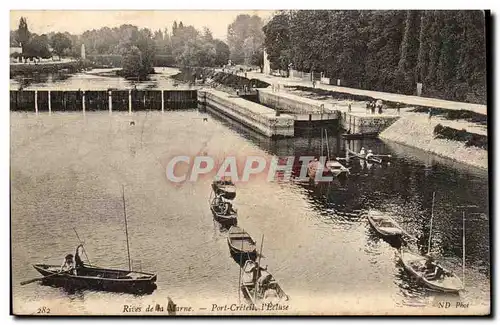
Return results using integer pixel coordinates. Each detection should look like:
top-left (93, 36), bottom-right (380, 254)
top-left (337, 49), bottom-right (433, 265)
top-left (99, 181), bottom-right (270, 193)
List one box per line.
top-left (257, 273), bottom-right (273, 296)
top-left (218, 196), bottom-right (237, 215)
top-left (60, 254), bottom-right (76, 275)
top-left (366, 150), bottom-right (374, 160)
top-left (423, 256), bottom-right (444, 280)
top-left (359, 147), bottom-right (366, 156)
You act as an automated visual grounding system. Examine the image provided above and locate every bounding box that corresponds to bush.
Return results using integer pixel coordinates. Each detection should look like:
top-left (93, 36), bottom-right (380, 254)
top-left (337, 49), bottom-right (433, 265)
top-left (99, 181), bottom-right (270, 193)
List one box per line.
top-left (433, 124), bottom-right (487, 150)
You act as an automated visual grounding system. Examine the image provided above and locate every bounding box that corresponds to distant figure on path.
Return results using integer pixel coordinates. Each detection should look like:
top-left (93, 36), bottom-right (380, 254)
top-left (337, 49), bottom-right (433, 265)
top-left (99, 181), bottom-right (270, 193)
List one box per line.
top-left (312, 80), bottom-right (316, 88)
top-left (348, 104), bottom-right (352, 112)
top-left (428, 108), bottom-right (433, 121)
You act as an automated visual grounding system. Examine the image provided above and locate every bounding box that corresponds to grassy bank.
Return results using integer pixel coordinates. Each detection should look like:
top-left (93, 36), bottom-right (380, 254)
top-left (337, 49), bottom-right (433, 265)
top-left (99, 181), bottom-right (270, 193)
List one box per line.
top-left (434, 124), bottom-right (488, 150)
top-left (10, 60), bottom-right (94, 77)
top-left (411, 107), bottom-right (487, 125)
top-left (172, 67), bottom-right (270, 90)
top-left (379, 115), bottom-right (487, 170)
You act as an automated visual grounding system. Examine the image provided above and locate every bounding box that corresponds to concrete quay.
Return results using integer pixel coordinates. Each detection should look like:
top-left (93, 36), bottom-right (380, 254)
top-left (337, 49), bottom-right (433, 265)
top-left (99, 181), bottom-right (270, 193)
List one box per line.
top-left (198, 89), bottom-right (294, 137)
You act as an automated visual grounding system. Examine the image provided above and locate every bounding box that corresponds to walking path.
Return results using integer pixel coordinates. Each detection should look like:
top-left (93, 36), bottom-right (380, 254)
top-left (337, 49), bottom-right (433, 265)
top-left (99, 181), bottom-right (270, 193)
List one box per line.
top-left (245, 72), bottom-right (487, 116)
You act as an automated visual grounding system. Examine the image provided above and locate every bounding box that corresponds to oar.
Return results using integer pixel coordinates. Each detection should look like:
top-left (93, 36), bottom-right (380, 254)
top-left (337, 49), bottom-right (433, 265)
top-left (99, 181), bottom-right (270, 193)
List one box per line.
top-left (20, 271), bottom-right (66, 286)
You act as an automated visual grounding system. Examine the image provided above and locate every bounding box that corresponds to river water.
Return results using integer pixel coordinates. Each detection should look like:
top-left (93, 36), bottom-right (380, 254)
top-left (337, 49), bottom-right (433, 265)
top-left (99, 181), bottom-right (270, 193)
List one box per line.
top-left (10, 74), bottom-right (489, 315)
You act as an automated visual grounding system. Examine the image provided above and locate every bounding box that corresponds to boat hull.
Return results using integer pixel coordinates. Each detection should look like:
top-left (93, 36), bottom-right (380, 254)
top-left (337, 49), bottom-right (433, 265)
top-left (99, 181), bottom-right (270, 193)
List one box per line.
top-left (367, 214), bottom-right (403, 238)
top-left (210, 205), bottom-right (238, 227)
top-left (398, 250), bottom-right (464, 293)
top-left (33, 264), bottom-right (157, 294)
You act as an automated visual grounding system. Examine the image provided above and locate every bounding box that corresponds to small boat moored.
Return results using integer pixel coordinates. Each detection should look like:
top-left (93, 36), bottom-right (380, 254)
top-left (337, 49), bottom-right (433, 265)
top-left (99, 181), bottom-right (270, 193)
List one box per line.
top-left (210, 196), bottom-right (238, 227)
top-left (367, 212), bottom-right (404, 238)
top-left (399, 248), bottom-right (464, 293)
top-left (211, 177), bottom-right (236, 200)
top-left (227, 226), bottom-right (257, 261)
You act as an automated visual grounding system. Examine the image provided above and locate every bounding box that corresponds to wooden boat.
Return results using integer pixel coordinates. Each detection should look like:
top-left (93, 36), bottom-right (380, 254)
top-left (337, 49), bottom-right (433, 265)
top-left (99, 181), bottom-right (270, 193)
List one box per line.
top-left (210, 198), bottom-right (238, 227)
top-left (325, 160), bottom-right (349, 178)
top-left (346, 148), bottom-right (384, 164)
top-left (341, 132), bottom-right (378, 140)
top-left (240, 260), bottom-right (289, 304)
top-left (367, 213), bottom-right (404, 237)
top-left (211, 178), bottom-right (236, 200)
top-left (32, 263), bottom-right (157, 294)
top-left (227, 226), bottom-right (257, 260)
top-left (399, 248), bottom-right (464, 293)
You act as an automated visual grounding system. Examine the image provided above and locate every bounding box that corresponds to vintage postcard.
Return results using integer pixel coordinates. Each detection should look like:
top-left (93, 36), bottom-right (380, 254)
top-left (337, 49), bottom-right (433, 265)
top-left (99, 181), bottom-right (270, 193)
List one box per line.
top-left (10, 10), bottom-right (490, 316)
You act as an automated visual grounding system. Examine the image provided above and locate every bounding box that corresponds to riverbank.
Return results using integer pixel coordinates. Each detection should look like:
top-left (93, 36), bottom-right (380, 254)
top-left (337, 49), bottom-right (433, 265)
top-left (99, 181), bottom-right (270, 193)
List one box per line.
top-left (10, 60), bottom-right (94, 77)
top-left (172, 67), bottom-right (270, 92)
top-left (379, 113), bottom-right (488, 170)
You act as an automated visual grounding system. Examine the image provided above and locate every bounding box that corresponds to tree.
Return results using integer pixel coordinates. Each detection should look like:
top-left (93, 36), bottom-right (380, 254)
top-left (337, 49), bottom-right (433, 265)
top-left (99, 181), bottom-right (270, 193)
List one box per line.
top-left (51, 32), bottom-right (72, 57)
top-left (397, 10), bottom-right (422, 93)
top-left (17, 17), bottom-right (30, 54)
top-left (227, 14), bottom-right (264, 65)
top-left (263, 11), bottom-right (291, 71)
top-left (213, 39), bottom-right (230, 66)
top-left (122, 45), bottom-right (142, 77)
top-left (24, 34), bottom-right (51, 58)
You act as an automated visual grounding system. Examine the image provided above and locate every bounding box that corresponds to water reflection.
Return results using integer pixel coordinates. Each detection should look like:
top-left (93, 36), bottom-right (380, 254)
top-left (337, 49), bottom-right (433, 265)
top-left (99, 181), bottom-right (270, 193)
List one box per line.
top-left (10, 67), bottom-right (187, 90)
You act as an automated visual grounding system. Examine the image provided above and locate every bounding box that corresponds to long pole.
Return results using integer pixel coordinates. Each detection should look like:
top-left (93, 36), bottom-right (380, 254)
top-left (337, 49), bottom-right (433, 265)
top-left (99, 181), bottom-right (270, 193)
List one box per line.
top-left (122, 185), bottom-right (132, 271)
top-left (73, 227), bottom-right (91, 265)
top-left (254, 234), bottom-right (264, 303)
top-left (463, 211), bottom-right (466, 287)
top-left (427, 191), bottom-right (436, 255)
top-left (238, 237), bottom-right (243, 303)
top-left (325, 129), bottom-right (330, 161)
top-left (320, 129), bottom-right (323, 158)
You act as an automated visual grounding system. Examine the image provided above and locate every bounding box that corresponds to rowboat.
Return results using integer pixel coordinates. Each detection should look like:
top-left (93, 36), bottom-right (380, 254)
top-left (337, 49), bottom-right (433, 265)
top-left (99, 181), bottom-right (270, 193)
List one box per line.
top-left (346, 148), bottom-right (384, 164)
top-left (32, 263), bottom-right (157, 294)
top-left (212, 178), bottom-right (236, 200)
top-left (227, 226), bottom-right (257, 261)
top-left (210, 199), bottom-right (238, 227)
top-left (367, 213), bottom-right (404, 237)
top-left (341, 132), bottom-right (378, 140)
top-left (325, 160), bottom-right (350, 178)
top-left (399, 248), bottom-right (464, 293)
top-left (240, 260), bottom-right (289, 304)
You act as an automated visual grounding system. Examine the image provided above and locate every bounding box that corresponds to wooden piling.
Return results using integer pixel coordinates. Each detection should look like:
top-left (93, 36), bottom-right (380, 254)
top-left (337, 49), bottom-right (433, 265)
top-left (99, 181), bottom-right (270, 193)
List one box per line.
top-left (82, 91), bottom-right (86, 114)
top-left (109, 90), bottom-right (112, 115)
top-left (34, 90), bottom-right (38, 114)
top-left (48, 90), bottom-right (52, 115)
top-left (128, 90), bottom-right (132, 115)
top-left (161, 90), bottom-right (164, 113)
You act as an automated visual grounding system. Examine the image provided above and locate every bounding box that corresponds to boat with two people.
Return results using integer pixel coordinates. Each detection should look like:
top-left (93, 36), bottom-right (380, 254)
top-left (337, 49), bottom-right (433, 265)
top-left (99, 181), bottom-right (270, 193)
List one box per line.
top-left (399, 247), bottom-right (464, 293)
top-left (240, 260), bottom-right (289, 305)
top-left (398, 192), bottom-right (465, 293)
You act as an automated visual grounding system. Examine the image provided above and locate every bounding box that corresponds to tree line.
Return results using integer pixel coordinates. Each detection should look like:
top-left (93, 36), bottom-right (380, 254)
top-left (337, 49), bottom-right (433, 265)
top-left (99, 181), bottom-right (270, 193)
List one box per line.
top-left (10, 18), bottom-right (233, 79)
top-left (263, 10), bottom-right (487, 103)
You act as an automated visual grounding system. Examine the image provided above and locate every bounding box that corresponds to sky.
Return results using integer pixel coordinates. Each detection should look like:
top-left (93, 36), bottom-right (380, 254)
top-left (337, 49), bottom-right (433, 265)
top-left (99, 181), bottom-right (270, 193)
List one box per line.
top-left (10, 10), bottom-right (275, 41)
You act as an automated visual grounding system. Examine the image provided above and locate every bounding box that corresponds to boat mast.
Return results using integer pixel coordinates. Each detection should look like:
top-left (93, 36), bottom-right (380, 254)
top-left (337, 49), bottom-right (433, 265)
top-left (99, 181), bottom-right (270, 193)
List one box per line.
top-left (254, 234), bottom-right (264, 303)
top-left (325, 129), bottom-right (330, 161)
top-left (427, 191), bottom-right (436, 255)
top-left (462, 211), bottom-right (466, 287)
top-left (122, 185), bottom-right (132, 271)
top-left (320, 129), bottom-right (324, 159)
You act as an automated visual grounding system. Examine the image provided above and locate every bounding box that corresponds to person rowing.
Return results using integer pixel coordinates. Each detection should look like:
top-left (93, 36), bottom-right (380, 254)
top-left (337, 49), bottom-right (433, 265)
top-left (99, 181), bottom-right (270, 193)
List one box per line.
top-left (366, 149), bottom-right (374, 160)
